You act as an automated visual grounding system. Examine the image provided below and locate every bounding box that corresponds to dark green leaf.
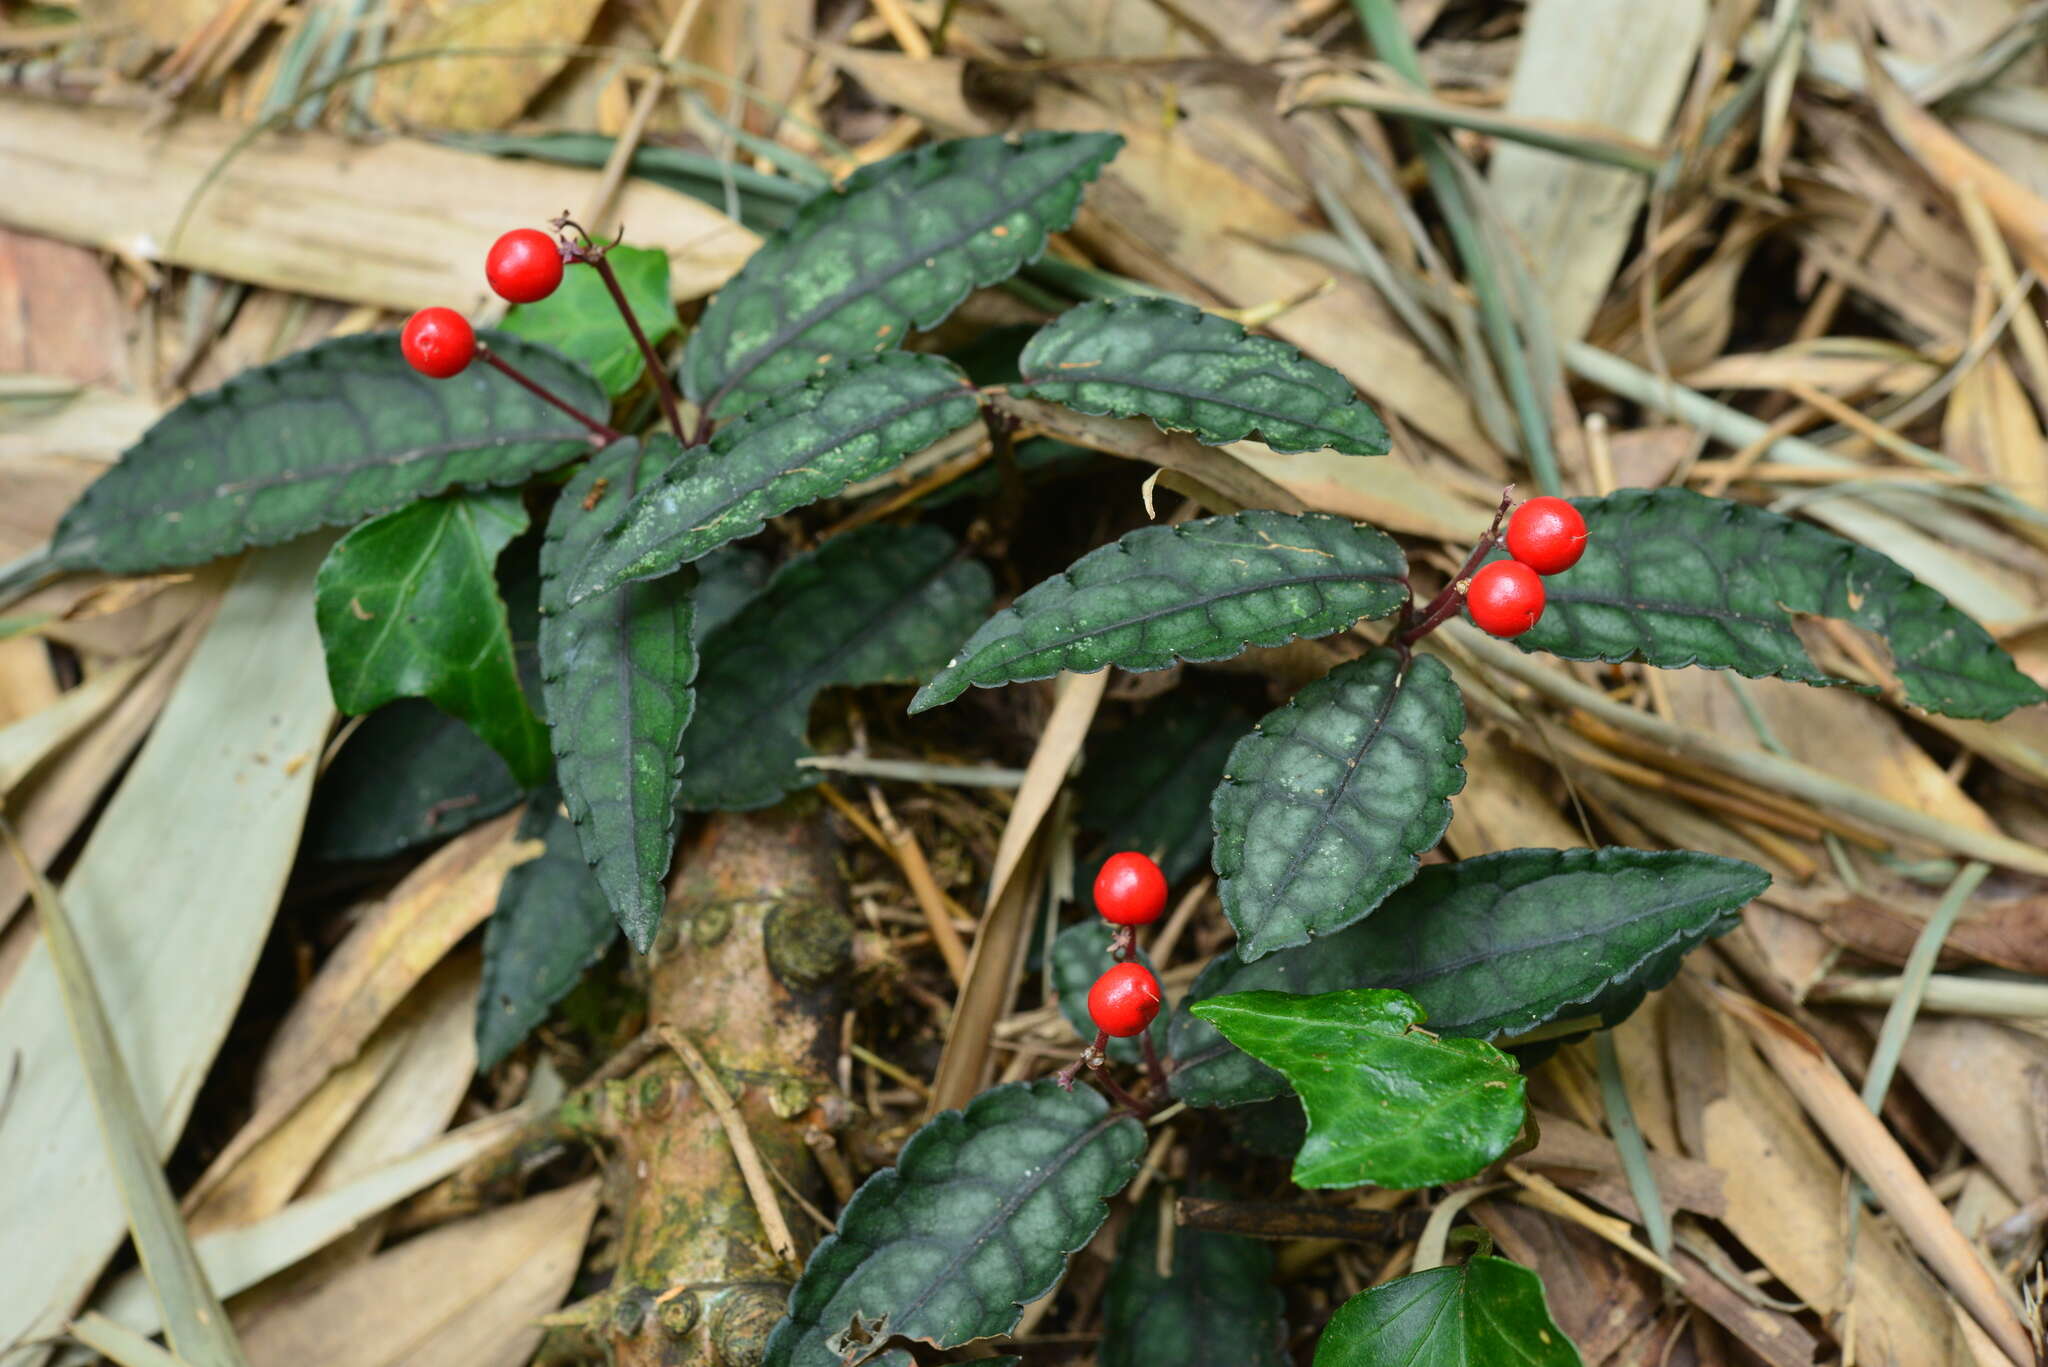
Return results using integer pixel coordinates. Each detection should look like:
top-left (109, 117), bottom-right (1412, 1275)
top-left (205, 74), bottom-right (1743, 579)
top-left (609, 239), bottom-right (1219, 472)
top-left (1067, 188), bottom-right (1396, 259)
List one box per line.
top-left (1212, 650), bottom-right (1465, 961)
top-left (691, 546), bottom-right (770, 641)
top-left (1016, 297), bottom-right (1389, 455)
top-left (503, 245), bottom-right (677, 397)
top-left (1189, 989), bottom-right (1525, 1189)
top-left (47, 331), bottom-right (605, 575)
top-left (761, 1079), bottom-right (1146, 1367)
top-left (1051, 921), bottom-right (1166, 1063)
top-left (1313, 1257), bottom-right (1584, 1366)
top-left (476, 792), bottom-right (617, 1069)
top-left (683, 131), bottom-right (1123, 417)
top-left (315, 489), bottom-right (550, 786)
top-left (1171, 848), bottom-right (1769, 1107)
top-left (911, 512), bottom-right (1407, 713)
top-left (539, 439), bottom-right (698, 951)
top-left (1077, 694), bottom-right (1247, 884)
top-left (1101, 1188), bottom-right (1288, 1367)
top-left (1508, 487), bottom-right (2046, 721)
top-left (566, 353), bottom-right (978, 603)
top-left (680, 524), bottom-right (991, 811)
top-left (306, 699), bottom-right (521, 861)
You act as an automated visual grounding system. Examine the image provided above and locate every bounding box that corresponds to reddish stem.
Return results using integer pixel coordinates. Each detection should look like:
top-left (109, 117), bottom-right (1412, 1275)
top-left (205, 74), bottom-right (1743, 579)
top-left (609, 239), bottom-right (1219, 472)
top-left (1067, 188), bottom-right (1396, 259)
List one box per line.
top-left (1140, 1029), bottom-right (1170, 1093)
top-left (479, 346), bottom-right (621, 445)
top-left (1397, 485), bottom-right (1516, 649)
top-left (1087, 1059), bottom-right (1152, 1118)
top-left (1056, 1032), bottom-right (1110, 1092)
top-left (582, 253), bottom-right (689, 446)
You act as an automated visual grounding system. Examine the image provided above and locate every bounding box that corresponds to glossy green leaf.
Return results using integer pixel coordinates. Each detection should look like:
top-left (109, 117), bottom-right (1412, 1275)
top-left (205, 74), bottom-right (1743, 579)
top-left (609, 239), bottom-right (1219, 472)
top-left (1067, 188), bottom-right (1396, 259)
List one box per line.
top-left (566, 353), bottom-right (978, 604)
top-left (306, 699), bottom-right (521, 861)
top-left (680, 524), bottom-right (991, 810)
top-left (683, 131), bottom-right (1123, 417)
top-left (315, 489), bottom-right (550, 787)
top-left (475, 792), bottom-right (617, 1069)
top-left (1101, 1188), bottom-right (1288, 1367)
top-left (761, 1079), bottom-right (1145, 1367)
top-left (46, 331), bottom-right (605, 575)
top-left (503, 245), bottom-right (677, 397)
top-left (1190, 989), bottom-right (1525, 1190)
top-left (911, 512), bottom-right (1406, 713)
top-left (1078, 694), bottom-right (1247, 884)
top-left (1314, 1257), bottom-right (1583, 1366)
top-left (1171, 848), bottom-right (1769, 1107)
top-left (1508, 487), bottom-right (2045, 721)
top-left (1212, 650), bottom-right (1465, 961)
top-left (539, 438), bottom-right (699, 952)
top-left (1016, 297), bottom-right (1389, 455)
top-left (1051, 921), bottom-right (1166, 1064)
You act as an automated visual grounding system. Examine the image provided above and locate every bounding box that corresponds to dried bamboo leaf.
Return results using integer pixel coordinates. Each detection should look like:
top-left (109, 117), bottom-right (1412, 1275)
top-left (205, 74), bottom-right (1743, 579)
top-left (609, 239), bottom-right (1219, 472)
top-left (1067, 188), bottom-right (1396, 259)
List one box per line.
top-left (0, 541), bottom-right (335, 1353)
top-left (0, 91), bottom-right (757, 312)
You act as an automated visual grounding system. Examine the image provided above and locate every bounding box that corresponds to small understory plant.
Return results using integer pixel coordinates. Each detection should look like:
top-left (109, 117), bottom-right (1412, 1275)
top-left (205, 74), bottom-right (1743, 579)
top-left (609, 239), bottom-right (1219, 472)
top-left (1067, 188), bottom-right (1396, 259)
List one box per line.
top-left (20, 132), bottom-right (2043, 1366)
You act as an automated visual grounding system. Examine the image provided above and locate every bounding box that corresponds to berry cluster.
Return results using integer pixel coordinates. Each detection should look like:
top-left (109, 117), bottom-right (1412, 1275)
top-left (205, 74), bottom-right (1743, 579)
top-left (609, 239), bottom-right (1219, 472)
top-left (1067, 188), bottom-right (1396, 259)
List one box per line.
top-left (398, 229), bottom-right (568, 380)
top-left (1465, 495), bottom-right (1587, 639)
top-left (1084, 851), bottom-right (1165, 1038)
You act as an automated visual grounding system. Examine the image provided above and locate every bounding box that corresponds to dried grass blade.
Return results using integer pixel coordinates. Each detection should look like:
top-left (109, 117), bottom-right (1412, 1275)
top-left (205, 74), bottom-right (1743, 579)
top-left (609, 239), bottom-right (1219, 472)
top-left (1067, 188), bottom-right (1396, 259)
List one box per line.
top-left (2, 818), bottom-right (248, 1367)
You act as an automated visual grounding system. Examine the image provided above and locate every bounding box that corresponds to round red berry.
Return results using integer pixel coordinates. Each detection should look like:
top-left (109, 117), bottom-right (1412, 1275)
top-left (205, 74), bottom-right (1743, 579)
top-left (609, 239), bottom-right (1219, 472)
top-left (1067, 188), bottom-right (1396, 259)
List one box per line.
top-left (401, 307), bottom-right (476, 379)
top-left (1466, 559), bottom-right (1546, 638)
top-left (1504, 496), bottom-right (1588, 575)
top-left (1088, 962), bottom-right (1162, 1038)
top-left (485, 228), bottom-right (564, 304)
top-left (1093, 851), bottom-right (1167, 926)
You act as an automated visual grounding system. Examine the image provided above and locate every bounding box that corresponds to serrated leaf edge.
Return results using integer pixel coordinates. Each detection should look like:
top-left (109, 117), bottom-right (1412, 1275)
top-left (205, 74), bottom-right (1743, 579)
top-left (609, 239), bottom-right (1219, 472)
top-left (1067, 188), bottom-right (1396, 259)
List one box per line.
top-left (697, 132), bottom-right (1125, 414)
top-left (910, 513), bottom-right (1406, 713)
top-left (1015, 296), bottom-right (1390, 456)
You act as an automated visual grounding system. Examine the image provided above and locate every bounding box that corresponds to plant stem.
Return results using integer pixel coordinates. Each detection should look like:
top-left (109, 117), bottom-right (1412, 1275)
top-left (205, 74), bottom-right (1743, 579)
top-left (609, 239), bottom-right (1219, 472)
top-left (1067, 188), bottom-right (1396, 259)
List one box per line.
top-left (1140, 1030), bottom-right (1170, 1094)
top-left (583, 254), bottom-right (689, 445)
top-left (1398, 486), bottom-right (1515, 648)
top-left (1088, 1061), bottom-right (1151, 1118)
top-left (478, 346), bottom-right (622, 444)
top-left (1055, 1032), bottom-right (1109, 1092)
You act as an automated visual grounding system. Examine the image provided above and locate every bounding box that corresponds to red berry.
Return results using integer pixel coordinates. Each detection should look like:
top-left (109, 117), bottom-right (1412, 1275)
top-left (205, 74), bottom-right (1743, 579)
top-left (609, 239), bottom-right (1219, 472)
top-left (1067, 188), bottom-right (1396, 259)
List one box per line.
top-left (1093, 851), bottom-right (1167, 926)
top-left (1088, 962), bottom-right (1162, 1038)
top-left (401, 308), bottom-right (476, 379)
top-left (1466, 560), bottom-right (1546, 638)
top-left (1504, 496), bottom-right (1588, 575)
top-left (485, 228), bottom-right (564, 304)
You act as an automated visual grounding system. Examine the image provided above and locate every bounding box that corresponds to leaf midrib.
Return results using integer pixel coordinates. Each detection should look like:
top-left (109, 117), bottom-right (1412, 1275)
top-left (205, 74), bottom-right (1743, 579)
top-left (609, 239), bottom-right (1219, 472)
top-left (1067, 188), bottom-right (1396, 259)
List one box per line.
top-left (846, 1111), bottom-right (1127, 1344)
top-left (1020, 365), bottom-right (1372, 445)
top-left (985, 567), bottom-right (1402, 675)
top-left (596, 384), bottom-right (970, 588)
top-left (703, 136), bottom-right (1109, 412)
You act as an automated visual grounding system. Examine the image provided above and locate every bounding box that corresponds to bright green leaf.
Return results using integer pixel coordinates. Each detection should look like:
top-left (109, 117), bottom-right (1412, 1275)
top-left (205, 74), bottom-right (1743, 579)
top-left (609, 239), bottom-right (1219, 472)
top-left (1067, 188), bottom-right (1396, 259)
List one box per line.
top-left (1051, 921), bottom-right (1166, 1064)
top-left (1313, 1257), bottom-right (1583, 1366)
top-left (306, 699), bottom-right (520, 861)
top-left (1171, 847), bottom-right (1769, 1107)
top-left (761, 1079), bottom-right (1146, 1367)
top-left (1078, 694), bottom-right (1247, 885)
top-left (683, 131), bottom-right (1123, 417)
top-left (1212, 650), bottom-right (1465, 961)
top-left (1189, 989), bottom-right (1525, 1189)
top-left (315, 489), bottom-right (550, 787)
top-left (680, 524), bottom-right (991, 811)
top-left (503, 246), bottom-right (677, 397)
top-left (1508, 487), bottom-right (2046, 721)
top-left (476, 792), bottom-right (617, 1069)
top-left (566, 353), bottom-right (978, 604)
top-left (46, 331), bottom-right (605, 575)
top-left (911, 512), bottom-right (1406, 713)
top-left (1016, 297), bottom-right (1389, 455)
top-left (539, 438), bottom-right (698, 952)
top-left (1101, 1188), bottom-right (1288, 1367)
